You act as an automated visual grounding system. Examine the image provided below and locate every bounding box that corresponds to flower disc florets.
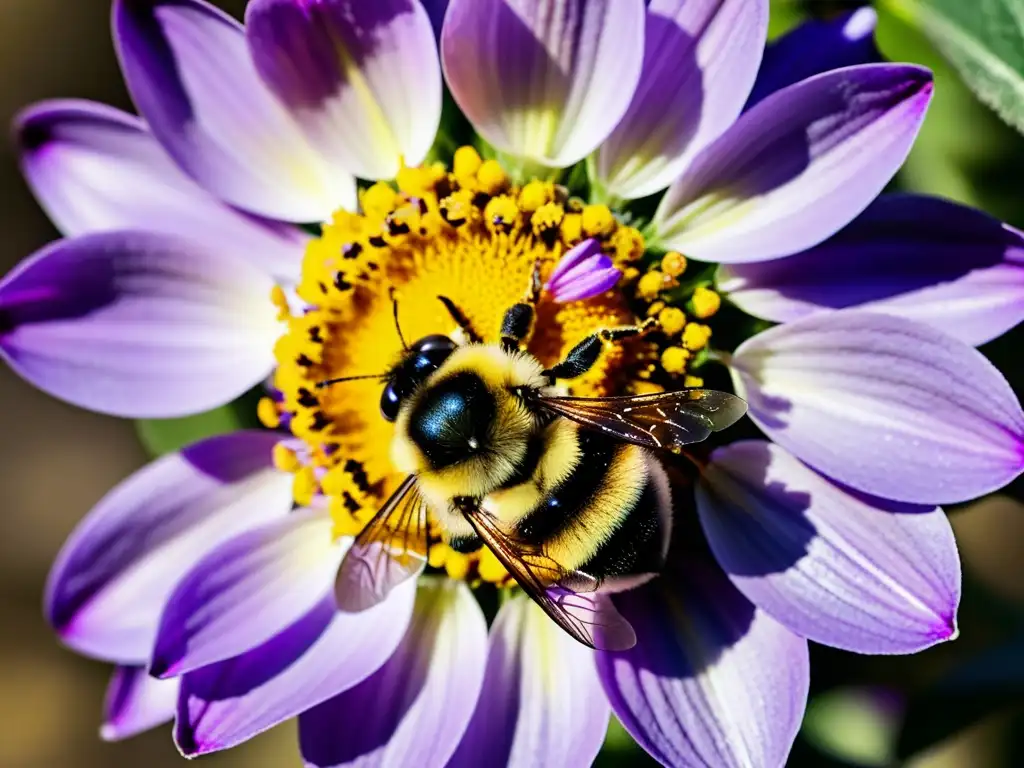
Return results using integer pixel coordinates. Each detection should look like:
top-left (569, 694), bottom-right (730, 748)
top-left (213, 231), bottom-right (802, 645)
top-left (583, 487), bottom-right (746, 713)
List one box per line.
top-left (263, 147), bottom-right (722, 585)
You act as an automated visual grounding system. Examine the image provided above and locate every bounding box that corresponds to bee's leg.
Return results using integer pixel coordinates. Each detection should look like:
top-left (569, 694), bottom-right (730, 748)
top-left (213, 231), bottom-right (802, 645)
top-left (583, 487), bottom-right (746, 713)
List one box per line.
top-left (543, 319), bottom-right (658, 380)
top-left (437, 295), bottom-right (482, 344)
top-left (500, 303), bottom-right (534, 352)
top-left (500, 260), bottom-right (544, 353)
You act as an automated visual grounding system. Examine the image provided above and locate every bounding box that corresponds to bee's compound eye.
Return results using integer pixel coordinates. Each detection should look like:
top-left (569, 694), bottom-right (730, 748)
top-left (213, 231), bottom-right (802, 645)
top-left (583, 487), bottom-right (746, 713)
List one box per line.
top-left (413, 335), bottom-right (457, 368)
top-left (382, 336), bottom-right (457, 422)
top-left (380, 381), bottom-right (403, 422)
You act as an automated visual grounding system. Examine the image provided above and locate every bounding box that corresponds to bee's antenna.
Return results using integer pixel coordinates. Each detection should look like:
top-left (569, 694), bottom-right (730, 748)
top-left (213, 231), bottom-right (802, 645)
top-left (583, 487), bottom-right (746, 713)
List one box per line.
top-left (390, 287), bottom-right (409, 350)
top-left (316, 373), bottom-right (387, 389)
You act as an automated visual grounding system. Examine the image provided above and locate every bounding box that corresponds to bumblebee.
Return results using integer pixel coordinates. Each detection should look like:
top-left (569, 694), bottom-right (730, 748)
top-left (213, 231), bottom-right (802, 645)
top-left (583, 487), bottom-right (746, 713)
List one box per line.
top-left (325, 275), bottom-right (746, 650)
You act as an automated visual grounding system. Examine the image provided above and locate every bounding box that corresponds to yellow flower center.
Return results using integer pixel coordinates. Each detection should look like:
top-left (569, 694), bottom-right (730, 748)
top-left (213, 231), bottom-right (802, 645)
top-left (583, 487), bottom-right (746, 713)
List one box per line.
top-left (263, 147), bottom-right (721, 585)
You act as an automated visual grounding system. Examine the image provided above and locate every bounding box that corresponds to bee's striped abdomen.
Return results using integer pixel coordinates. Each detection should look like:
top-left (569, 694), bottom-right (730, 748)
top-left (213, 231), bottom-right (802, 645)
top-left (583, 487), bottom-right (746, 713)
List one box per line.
top-left (514, 430), bottom-right (620, 548)
top-left (576, 453), bottom-right (671, 580)
top-left (512, 428), bottom-right (671, 578)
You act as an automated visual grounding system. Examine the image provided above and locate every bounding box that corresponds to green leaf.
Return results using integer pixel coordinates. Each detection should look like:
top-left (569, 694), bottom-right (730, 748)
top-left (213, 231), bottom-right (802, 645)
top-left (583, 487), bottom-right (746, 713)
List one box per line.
top-left (766, 0), bottom-right (805, 41)
top-left (802, 688), bottom-right (899, 767)
top-left (884, 0), bottom-right (1024, 136)
top-left (135, 389), bottom-right (264, 457)
top-left (594, 717), bottom-right (658, 768)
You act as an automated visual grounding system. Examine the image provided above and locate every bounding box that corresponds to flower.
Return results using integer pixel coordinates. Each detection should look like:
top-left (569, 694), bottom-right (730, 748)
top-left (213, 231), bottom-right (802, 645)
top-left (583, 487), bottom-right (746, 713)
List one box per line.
top-left (6, 1), bottom-right (1024, 767)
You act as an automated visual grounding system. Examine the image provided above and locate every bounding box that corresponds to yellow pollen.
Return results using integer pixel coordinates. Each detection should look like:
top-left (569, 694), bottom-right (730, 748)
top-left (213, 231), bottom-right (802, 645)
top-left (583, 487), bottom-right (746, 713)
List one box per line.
top-left (646, 300), bottom-right (666, 317)
top-left (682, 323), bottom-right (713, 351)
top-left (478, 547), bottom-right (512, 584)
top-left (292, 466), bottom-right (319, 508)
top-left (658, 307), bottom-right (687, 337)
top-left (397, 162), bottom-right (445, 198)
top-left (439, 189), bottom-right (478, 227)
top-left (661, 346), bottom-right (690, 374)
top-left (485, 196), bottom-right (521, 233)
top-left (532, 202), bottom-right (565, 238)
top-left (272, 442), bottom-right (301, 473)
top-left (270, 147), bottom-right (652, 587)
top-left (684, 375), bottom-right (705, 387)
top-left (476, 159), bottom-right (509, 195)
top-left (582, 205), bottom-right (616, 238)
top-left (691, 286), bottom-right (722, 319)
top-left (632, 380), bottom-right (666, 395)
top-left (270, 285), bottom-right (291, 321)
top-left (453, 145), bottom-right (483, 180)
top-left (560, 213), bottom-right (583, 246)
top-left (331, 512), bottom-right (365, 539)
top-left (258, 397), bottom-right (281, 429)
top-left (637, 270), bottom-right (670, 301)
top-left (360, 183), bottom-right (398, 220)
top-left (661, 251), bottom-right (688, 278)
top-left (611, 226), bottom-right (645, 263)
top-left (519, 180), bottom-right (553, 212)
top-left (444, 552), bottom-right (472, 581)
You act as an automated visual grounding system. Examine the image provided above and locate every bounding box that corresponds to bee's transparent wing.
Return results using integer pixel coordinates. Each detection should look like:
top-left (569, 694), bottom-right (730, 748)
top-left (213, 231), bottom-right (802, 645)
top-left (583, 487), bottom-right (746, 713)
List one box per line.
top-left (539, 389), bottom-right (747, 453)
top-left (463, 505), bottom-right (636, 651)
top-left (335, 475), bottom-right (428, 612)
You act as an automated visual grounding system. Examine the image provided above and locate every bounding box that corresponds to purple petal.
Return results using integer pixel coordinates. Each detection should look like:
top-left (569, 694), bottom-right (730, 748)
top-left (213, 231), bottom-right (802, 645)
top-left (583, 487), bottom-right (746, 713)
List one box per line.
top-left (745, 7), bottom-right (880, 109)
top-left (654, 64), bottom-right (933, 263)
top-left (245, 0), bottom-right (443, 181)
top-left (44, 431), bottom-right (291, 663)
top-left (731, 311), bottom-right (1024, 505)
top-left (597, 565), bottom-right (809, 768)
top-left (595, 0), bottom-right (769, 199)
top-left (101, 666), bottom-right (179, 741)
top-left (546, 239), bottom-right (622, 303)
top-left (447, 595), bottom-right (610, 768)
top-left (14, 99), bottom-right (307, 283)
top-left (114, 0), bottom-right (354, 221)
top-left (300, 580), bottom-right (487, 768)
top-left (697, 440), bottom-right (961, 654)
top-left (548, 238), bottom-right (603, 284)
top-left (152, 509), bottom-right (344, 679)
top-left (0, 231), bottom-right (279, 418)
top-left (551, 265), bottom-right (622, 304)
top-left (175, 579), bottom-right (417, 756)
top-left (718, 194), bottom-right (1024, 347)
top-left (442, 0), bottom-right (646, 168)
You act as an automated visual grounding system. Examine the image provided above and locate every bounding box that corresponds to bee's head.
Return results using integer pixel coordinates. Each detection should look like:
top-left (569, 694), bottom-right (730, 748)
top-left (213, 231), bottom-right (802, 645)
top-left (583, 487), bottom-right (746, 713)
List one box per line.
top-left (380, 334), bottom-right (458, 422)
top-left (391, 346), bottom-right (548, 502)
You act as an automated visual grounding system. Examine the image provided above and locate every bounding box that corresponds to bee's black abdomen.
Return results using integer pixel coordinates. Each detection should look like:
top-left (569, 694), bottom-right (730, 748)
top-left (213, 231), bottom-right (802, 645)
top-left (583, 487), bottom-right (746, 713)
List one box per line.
top-left (408, 372), bottom-right (495, 469)
top-left (515, 431), bottom-right (618, 545)
top-left (512, 428), bottom-right (671, 581)
top-left (577, 475), bottom-right (668, 579)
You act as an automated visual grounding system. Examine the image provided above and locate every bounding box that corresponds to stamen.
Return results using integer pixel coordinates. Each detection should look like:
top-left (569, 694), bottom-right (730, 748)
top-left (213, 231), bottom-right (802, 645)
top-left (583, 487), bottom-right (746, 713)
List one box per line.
top-left (658, 307), bottom-right (687, 337)
top-left (660, 251), bottom-right (688, 277)
top-left (258, 397), bottom-right (281, 429)
top-left (691, 285), bottom-right (722, 319)
top-left (661, 346), bottom-right (691, 375)
top-left (682, 323), bottom-right (713, 351)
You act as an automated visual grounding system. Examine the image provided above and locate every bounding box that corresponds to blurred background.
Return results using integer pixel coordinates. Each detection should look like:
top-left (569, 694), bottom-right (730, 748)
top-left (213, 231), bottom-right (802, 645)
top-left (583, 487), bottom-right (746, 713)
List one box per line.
top-left (1, 1), bottom-right (1023, 766)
